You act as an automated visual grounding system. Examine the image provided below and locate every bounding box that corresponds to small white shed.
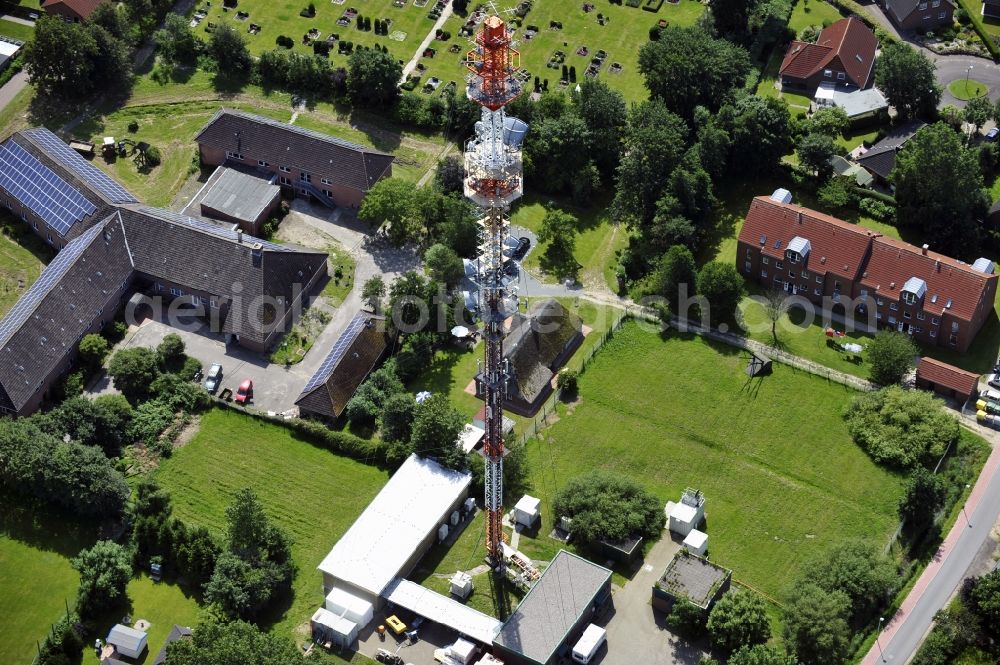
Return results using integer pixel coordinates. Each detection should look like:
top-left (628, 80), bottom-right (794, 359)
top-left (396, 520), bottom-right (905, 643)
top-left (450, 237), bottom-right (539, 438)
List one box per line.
top-left (107, 624), bottom-right (148, 660)
top-left (324, 587), bottom-right (374, 627)
top-left (513, 495), bottom-right (540, 528)
top-left (668, 502), bottom-right (699, 536)
top-left (450, 571), bottom-right (474, 599)
top-left (683, 529), bottom-right (709, 556)
top-left (311, 607), bottom-right (359, 648)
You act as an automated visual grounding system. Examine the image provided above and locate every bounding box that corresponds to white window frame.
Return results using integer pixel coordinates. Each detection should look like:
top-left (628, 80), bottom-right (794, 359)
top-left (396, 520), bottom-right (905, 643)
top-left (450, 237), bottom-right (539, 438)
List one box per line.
top-left (761, 270), bottom-right (768, 278)
top-left (916, 311), bottom-right (925, 321)
top-left (930, 330), bottom-right (937, 337)
top-left (815, 275), bottom-right (822, 284)
top-left (225, 150), bottom-right (244, 160)
top-left (258, 159), bottom-right (269, 167)
top-left (299, 172), bottom-right (311, 182)
top-left (762, 256), bottom-right (769, 265)
top-left (279, 165), bottom-right (291, 173)
top-left (322, 177), bottom-right (333, 185)
top-left (776, 261), bottom-right (784, 270)
top-left (889, 302), bottom-right (898, 311)
top-left (932, 317), bottom-right (940, 325)
top-left (279, 176), bottom-right (291, 185)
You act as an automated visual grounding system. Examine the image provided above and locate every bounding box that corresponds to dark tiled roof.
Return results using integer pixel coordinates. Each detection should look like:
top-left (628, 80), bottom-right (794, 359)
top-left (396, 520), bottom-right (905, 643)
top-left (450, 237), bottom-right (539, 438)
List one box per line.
top-left (0, 213), bottom-right (133, 413)
top-left (780, 17), bottom-right (877, 88)
top-left (195, 109), bottom-right (394, 192)
top-left (856, 121), bottom-right (925, 180)
top-left (916, 357), bottom-right (980, 397)
top-left (41, 0), bottom-right (104, 18)
top-left (860, 236), bottom-right (996, 322)
top-left (152, 625), bottom-right (192, 665)
top-left (886, 0), bottom-right (954, 20)
top-left (494, 550), bottom-right (611, 665)
top-left (739, 196), bottom-right (877, 280)
top-left (118, 205), bottom-right (327, 346)
top-left (504, 299), bottom-right (583, 405)
top-left (295, 313), bottom-right (388, 418)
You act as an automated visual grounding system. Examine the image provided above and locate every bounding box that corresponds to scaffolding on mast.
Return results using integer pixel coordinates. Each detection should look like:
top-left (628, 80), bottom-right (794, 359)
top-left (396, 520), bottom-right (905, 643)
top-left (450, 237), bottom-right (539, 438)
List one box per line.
top-left (463, 13), bottom-right (524, 619)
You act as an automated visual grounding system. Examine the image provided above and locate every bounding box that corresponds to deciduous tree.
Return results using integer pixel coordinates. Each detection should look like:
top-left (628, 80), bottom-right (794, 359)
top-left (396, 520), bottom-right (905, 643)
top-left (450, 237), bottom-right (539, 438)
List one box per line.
top-left (875, 42), bottom-right (941, 119)
top-left (108, 347), bottom-right (161, 401)
top-left (73, 540), bottom-right (133, 619)
top-left (207, 23), bottom-right (252, 74)
top-left (552, 471), bottom-right (662, 544)
top-left (797, 131), bottom-right (836, 180)
top-left (409, 394), bottom-right (466, 469)
top-left (867, 330), bottom-right (917, 386)
top-left (424, 243), bottom-right (464, 286)
top-left (348, 47), bottom-right (401, 107)
top-left (649, 245), bottom-right (698, 310)
top-left (537, 208), bottom-right (579, 279)
top-left (163, 618), bottom-right (300, 665)
top-left (783, 583), bottom-right (851, 665)
top-left (899, 466), bottom-right (946, 534)
top-left (697, 261), bottom-right (745, 326)
top-left (707, 590), bottom-right (771, 655)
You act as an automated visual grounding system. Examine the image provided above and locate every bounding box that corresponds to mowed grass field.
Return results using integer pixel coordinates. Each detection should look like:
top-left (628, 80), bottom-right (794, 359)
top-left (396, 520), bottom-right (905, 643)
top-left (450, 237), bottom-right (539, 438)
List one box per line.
top-left (155, 409), bottom-right (389, 641)
top-left (0, 497), bottom-right (100, 665)
top-left (512, 321), bottom-right (906, 600)
top-left (415, 0), bottom-right (704, 103)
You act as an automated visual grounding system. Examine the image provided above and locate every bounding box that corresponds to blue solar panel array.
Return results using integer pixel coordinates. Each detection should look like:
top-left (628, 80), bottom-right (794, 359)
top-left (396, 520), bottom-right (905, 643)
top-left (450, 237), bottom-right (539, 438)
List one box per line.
top-left (137, 206), bottom-right (292, 252)
top-left (0, 222), bottom-right (104, 347)
top-left (0, 142), bottom-right (97, 237)
top-left (23, 129), bottom-right (137, 204)
top-left (300, 313), bottom-right (369, 395)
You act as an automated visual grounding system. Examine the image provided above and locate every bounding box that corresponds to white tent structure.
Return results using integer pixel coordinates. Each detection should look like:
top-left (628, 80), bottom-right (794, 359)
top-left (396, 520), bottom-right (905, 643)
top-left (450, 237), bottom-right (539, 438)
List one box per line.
top-left (324, 586), bottom-right (374, 626)
top-left (107, 624), bottom-right (148, 659)
top-left (311, 608), bottom-right (358, 648)
top-left (318, 454), bottom-right (472, 606)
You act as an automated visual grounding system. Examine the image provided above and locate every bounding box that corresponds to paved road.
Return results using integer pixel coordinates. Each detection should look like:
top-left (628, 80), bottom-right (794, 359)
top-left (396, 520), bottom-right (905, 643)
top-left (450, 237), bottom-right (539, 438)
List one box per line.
top-left (935, 55), bottom-right (1000, 107)
top-left (860, 441), bottom-right (1000, 664)
top-left (1, 14), bottom-right (34, 26)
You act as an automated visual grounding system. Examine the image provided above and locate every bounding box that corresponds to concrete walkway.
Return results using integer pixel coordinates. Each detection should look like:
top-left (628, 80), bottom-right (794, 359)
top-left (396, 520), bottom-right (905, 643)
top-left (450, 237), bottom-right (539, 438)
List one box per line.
top-left (0, 70), bottom-right (28, 112)
top-left (1, 14), bottom-right (34, 26)
top-left (400, 0), bottom-right (454, 82)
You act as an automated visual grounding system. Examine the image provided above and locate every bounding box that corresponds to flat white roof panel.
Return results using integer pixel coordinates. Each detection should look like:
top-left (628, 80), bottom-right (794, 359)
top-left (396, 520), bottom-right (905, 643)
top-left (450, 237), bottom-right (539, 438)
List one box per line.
top-left (670, 502), bottom-right (698, 523)
top-left (683, 529), bottom-right (708, 548)
top-left (384, 578), bottom-right (502, 644)
top-left (318, 455), bottom-right (471, 596)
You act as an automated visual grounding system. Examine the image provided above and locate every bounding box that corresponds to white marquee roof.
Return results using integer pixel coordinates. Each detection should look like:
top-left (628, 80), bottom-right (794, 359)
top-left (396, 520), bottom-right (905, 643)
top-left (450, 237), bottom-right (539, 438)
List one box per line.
top-left (318, 454), bottom-right (471, 596)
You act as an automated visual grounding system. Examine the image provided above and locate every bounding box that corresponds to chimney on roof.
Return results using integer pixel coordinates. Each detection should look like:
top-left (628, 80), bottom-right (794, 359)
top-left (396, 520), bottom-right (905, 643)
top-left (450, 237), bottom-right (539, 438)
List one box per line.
top-left (890, 281), bottom-right (895, 289)
top-left (921, 244), bottom-right (929, 255)
top-left (797, 211), bottom-right (803, 224)
top-left (237, 229), bottom-right (243, 244)
top-left (935, 260), bottom-right (940, 272)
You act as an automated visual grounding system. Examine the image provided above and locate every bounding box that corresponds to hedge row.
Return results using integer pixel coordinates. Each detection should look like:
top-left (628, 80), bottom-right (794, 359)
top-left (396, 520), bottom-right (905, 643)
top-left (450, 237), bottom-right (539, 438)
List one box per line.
top-left (215, 401), bottom-right (389, 466)
top-left (852, 186), bottom-right (897, 205)
top-left (955, 0), bottom-right (1000, 60)
top-left (824, 0), bottom-right (893, 38)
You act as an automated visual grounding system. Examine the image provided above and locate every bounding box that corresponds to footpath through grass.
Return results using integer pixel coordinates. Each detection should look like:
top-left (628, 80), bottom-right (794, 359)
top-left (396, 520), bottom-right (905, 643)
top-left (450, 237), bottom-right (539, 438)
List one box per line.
top-left (155, 408), bottom-right (389, 641)
top-left (513, 321), bottom-right (906, 600)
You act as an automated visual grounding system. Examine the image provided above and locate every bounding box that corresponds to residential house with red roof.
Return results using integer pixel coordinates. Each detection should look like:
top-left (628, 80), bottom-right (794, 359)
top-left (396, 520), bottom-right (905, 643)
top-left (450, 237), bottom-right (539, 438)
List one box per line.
top-left (738, 195), bottom-right (997, 352)
top-left (41, 0), bottom-right (104, 22)
top-left (878, 0), bottom-right (955, 30)
top-left (779, 17), bottom-right (878, 94)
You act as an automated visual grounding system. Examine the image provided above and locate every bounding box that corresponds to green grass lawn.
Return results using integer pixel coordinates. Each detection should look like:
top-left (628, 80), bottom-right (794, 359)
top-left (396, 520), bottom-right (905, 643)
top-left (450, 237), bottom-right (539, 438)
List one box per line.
top-left (82, 575), bottom-right (202, 665)
top-left (415, 0), bottom-right (704, 104)
top-left (511, 321), bottom-right (906, 600)
top-left (0, 496), bottom-right (101, 665)
top-left (0, 212), bottom-right (51, 318)
top-left (789, 0), bottom-right (844, 35)
top-left (155, 409), bottom-right (389, 643)
top-left (321, 245), bottom-right (356, 306)
top-left (948, 78), bottom-right (988, 101)
top-left (189, 0), bottom-right (430, 65)
top-left (0, 17), bottom-right (34, 43)
top-left (512, 193), bottom-right (627, 291)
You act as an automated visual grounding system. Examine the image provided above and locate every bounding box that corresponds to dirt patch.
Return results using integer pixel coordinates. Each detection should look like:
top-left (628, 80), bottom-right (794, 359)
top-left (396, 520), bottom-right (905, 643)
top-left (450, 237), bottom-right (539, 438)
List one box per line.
top-left (171, 414), bottom-right (202, 450)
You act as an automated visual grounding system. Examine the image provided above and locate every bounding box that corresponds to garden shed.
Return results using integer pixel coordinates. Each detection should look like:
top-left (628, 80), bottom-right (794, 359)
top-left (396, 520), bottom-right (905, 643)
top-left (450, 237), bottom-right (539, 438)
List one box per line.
top-left (107, 624), bottom-right (148, 660)
top-left (513, 495), bottom-right (540, 528)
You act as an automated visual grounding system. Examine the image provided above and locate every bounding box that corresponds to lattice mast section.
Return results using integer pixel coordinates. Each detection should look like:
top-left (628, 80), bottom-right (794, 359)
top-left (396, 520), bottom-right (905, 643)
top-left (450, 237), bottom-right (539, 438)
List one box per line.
top-left (464, 14), bottom-right (523, 573)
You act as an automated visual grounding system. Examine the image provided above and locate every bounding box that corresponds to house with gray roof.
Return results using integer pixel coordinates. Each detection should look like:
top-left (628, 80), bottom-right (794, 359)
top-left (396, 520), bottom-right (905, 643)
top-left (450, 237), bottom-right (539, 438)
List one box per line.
top-left (855, 120), bottom-right (925, 186)
top-left (0, 128), bottom-right (329, 417)
top-left (195, 109), bottom-right (394, 210)
top-left (492, 550), bottom-right (612, 665)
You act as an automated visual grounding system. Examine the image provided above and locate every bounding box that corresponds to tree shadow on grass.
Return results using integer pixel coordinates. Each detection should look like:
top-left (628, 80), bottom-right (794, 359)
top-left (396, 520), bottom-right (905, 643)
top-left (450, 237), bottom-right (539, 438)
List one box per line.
top-left (0, 491), bottom-right (103, 559)
top-left (406, 346), bottom-right (473, 398)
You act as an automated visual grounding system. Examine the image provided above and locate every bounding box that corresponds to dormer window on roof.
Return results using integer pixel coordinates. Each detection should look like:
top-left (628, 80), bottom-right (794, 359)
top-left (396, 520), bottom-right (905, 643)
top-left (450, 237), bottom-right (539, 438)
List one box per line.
top-left (785, 236), bottom-right (811, 264)
top-left (901, 276), bottom-right (927, 305)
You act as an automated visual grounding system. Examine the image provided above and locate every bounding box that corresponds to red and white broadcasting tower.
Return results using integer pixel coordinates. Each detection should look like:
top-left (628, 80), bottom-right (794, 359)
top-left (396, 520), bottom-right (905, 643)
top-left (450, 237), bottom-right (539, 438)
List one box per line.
top-left (464, 14), bottom-right (523, 581)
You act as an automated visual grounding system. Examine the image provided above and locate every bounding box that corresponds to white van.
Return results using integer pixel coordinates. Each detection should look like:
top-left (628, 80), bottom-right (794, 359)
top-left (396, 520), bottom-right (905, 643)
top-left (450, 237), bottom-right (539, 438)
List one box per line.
top-left (571, 624), bottom-right (607, 665)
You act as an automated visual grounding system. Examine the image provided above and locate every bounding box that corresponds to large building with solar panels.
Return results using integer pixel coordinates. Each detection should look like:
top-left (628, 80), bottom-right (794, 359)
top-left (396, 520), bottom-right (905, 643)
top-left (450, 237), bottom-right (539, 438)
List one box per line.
top-left (0, 127), bottom-right (329, 417)
top-left (295, 313), bottom-right (389, 420)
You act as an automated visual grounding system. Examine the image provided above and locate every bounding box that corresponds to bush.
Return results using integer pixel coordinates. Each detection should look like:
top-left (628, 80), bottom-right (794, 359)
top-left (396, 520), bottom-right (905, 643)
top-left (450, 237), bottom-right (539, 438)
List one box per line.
top-left (276, 34), bottom-right (294, 49)
top-left (157, 332), bottom-right (186, 367)
top-left (553, 471), bottom-right (663, 544)
top-left (557, 368), bottom-right (579, 394)
top-left (845, 387), bottom-right (960, 468)
top-left (127, 119), bottom-right (139, 133)
top-left (144, 145), bottom-right (161, 166)
top-left (79, 333), bottom-right (111, 368)
top-left (127, 399), bottom-right (177, 447)
top-left (181, 355), bottom-right (202, 380)
top-left (59, 370), bottom-right (85, 399)
top-left (35, 612), bottom-right (84, 665)
top-left (858, 197), bottom-right (895, 221)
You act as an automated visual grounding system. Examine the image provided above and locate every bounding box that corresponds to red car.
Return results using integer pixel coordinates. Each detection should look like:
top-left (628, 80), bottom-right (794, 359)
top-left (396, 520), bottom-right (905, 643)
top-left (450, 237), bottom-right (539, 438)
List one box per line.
top-left (234, 379), bottom-right (253, 405)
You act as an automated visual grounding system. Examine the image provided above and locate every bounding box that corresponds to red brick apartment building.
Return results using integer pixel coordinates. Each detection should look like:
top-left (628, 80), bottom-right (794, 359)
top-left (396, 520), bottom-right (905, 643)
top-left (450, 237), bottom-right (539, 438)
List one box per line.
top-left (738, 196), bottom-right (998, 352)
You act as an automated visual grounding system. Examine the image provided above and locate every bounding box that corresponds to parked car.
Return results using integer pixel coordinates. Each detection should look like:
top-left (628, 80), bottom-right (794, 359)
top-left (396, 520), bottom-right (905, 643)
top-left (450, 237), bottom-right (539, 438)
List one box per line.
top-left (234, 378), bottom-right (253, 404)
top-left (989, 373), bottom-right (1000, 390)
top-left (203, 363), bottom-right (223, 393)
top-left (512, 236), bottom-right (531, 260)
top-left (27, 11), bottom-right (38, 19)
top-left (987, 127), bottom-right (1000, 142)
